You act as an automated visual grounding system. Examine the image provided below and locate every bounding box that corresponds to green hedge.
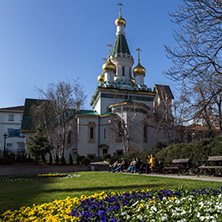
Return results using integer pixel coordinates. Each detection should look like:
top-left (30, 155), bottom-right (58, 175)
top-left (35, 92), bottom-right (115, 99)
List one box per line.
top-left (155, 136), bottom-right (222, 169)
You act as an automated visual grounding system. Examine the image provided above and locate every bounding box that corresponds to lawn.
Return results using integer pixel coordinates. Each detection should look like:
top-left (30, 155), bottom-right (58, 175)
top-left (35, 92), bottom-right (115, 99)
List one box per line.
top-left (0, 171), bottom-right (221, 215)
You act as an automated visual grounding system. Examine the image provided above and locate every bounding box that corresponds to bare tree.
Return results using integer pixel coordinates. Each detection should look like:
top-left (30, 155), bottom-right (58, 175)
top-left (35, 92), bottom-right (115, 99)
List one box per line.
top-left (32, 79), bottom-right (86, 158)
top-left (108, 102), bottom-right (148, 157)
top-left (165, 0), bottom-right (222, 135)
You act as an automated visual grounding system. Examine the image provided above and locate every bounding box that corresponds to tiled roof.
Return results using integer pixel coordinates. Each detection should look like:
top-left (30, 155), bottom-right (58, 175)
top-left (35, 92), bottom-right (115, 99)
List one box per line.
top-left (112, 34), bottom-right (131, 55)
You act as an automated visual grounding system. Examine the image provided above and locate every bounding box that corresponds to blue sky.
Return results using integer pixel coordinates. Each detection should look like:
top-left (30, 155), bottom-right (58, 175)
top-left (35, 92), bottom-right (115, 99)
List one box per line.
top-left (0, 0), bottom-right (183, 109)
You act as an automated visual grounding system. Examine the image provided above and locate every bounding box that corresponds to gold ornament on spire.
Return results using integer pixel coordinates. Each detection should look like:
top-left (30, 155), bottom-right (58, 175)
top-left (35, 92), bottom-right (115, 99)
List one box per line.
top-left (102, 43), bottom-right (116, 73)
top-left (115, 3), bottom-right (126, 27)
top-left (133, 48), bottom-right (146, 76)
top-left (98, 57), bottom-right (106, 83)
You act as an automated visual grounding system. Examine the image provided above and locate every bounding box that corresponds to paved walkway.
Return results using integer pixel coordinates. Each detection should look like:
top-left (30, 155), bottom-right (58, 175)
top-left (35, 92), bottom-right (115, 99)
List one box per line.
top-left (129, 172), bottom-right (222, 182)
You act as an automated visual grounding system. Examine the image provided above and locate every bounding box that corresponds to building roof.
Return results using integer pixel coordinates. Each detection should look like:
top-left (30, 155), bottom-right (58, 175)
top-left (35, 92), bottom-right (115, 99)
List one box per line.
top-left (21, 98), bottom-right (47, 131)
top-left (154, 84), bottom-right (174, 99)
top-left (21, 98), bottom-right (100, 131)
top-left (111, 34), bottom-right (131, 55)
top-left (0, 106), bottom-right (24, 111)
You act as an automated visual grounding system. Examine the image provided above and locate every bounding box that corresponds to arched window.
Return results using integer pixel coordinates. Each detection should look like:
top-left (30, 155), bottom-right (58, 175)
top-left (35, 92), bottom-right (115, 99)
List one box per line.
top-left (122, 66), bottom-right (125, 76)
top-left (88, 122), bottom-right (96, 143)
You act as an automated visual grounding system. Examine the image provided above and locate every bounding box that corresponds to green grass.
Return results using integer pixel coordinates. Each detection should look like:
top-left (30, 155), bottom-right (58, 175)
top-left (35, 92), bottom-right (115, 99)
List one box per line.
top-left (0, 171), bottom-right (221, 214)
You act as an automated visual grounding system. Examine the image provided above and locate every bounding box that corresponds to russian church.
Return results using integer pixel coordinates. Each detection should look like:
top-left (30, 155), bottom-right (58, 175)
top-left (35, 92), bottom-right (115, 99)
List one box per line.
top-left (22, 4), bottom-right (174, 161)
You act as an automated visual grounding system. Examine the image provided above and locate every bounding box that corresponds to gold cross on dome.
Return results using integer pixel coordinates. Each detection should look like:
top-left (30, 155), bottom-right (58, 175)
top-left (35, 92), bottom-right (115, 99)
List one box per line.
top-left (102, 57), bottom-right (106, 64)
top-left (107, 43), bottom-right (112, 57)
top-left (136, 48), bottom-right (142, 62)
top-left (118, 3), bottom-right (123, 16)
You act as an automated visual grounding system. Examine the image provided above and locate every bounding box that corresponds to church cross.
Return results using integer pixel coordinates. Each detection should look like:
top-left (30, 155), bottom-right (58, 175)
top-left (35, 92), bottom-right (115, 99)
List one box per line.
top-left (107, 43), bottom-right (112, 57)
top-left (102, 57), bottom-right (106, 64)
top-left (136, 48), bottom-right (142, 62)
top-left (118, 3), bottom-right (123, 16)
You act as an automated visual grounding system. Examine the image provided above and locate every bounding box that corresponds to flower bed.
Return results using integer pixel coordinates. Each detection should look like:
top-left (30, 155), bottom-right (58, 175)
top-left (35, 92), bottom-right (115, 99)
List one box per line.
top-left (0, 173), bottom-right (80, 182)
top-left (38, 173), bottom-right (68, 178)
top-left (1, 187), bottom-right (222, 221)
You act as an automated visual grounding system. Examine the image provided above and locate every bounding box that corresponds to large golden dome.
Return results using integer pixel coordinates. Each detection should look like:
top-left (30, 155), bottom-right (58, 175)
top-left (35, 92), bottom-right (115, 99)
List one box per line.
top-left (102, 58), bottom-right (116, 73)
top-left (133, 62), bottom-right (146, 76)
top-left (97, 73), bottom-right (104, 83)
top-left (115, 16), bottom-right (126, 27)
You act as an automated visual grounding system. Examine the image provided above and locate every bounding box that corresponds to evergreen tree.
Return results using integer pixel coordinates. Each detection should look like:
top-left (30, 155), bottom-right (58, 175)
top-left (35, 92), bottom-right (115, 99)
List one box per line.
top-left (27, 123), bottom-right (53, 163)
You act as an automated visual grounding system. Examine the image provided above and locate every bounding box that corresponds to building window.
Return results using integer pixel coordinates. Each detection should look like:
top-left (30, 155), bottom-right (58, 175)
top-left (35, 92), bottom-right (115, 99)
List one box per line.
top-left (144, 124), bottom-right (148, 143)
top-left (8, 115), bottom-right (14, 121)
top-left (117, 150), bottom-right (123, 156)
top-left (122, 66), bottom-right (125, 76)
top-left (7, 143), bottom-right (13, 152)
top-left (90, 127), bottom-right (94, 139)
top-left (104, 128), bottom-right (106, 139)
top-left (88, 122), bottom-right (96, 143)
top-left (67, 131), bottom-right (72, 145)
top-left (17, 142), bottom-right (25, 152)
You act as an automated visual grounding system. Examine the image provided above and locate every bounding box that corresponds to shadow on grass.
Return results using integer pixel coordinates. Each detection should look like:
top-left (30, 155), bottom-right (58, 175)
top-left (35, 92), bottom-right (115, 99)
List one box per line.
top-left (41, 183), bottom-right (166, 193)
top-left (0, 178), bottom-right (55, 214)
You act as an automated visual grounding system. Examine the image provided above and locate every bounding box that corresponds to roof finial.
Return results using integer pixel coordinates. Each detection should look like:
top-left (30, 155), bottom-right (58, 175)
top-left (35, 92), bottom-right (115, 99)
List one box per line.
top-left (136, 48), bottom-right (142, 63)
top-left (107, 43), bottom-right (113, 58)
top-left (118, 3), bottom-right (123, 17)
top-left (102, 57), bottom-right (106, 64)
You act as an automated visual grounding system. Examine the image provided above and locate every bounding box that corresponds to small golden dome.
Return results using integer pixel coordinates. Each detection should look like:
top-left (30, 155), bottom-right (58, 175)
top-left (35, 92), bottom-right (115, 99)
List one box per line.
top-left (102, 58), bottom-right (116, 73)
top-left (131, 78), bottom-right (135, 85)
top-left (97, 73), bottom-right (104, 83)
top-left (115, 16), bottom-right (126, 27)
top-left (133, 62), bottom-right (146, 76)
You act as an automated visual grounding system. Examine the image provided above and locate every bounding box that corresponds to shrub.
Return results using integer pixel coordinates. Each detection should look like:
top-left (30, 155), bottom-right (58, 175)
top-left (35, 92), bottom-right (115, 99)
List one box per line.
top-left (102, 153), bottom-right (111, 160)
top-left (155, 136), bottom-right (222, 171)
top-left (81, 157), bottom-right (91, 165)
top-left (108, 157), bottom-right (118, 165)
top-left (76, 155), bottom-right (85, 165)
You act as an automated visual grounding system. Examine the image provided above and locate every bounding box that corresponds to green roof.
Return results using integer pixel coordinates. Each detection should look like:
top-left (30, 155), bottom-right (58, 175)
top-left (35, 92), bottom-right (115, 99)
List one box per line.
top-left (111, 34), bottom-right (131, 55)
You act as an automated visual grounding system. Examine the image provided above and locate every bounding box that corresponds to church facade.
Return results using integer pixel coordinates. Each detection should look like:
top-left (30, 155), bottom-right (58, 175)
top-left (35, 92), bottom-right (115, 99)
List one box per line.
top-left (22, 5), bottom-right (174, 161)
top-left (63, 5), bottom-right (174, 160)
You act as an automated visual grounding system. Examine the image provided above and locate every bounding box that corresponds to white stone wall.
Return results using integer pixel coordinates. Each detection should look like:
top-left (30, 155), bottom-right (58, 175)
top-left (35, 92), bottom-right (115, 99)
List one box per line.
top-left (0, 109), bottom-right (25, 155)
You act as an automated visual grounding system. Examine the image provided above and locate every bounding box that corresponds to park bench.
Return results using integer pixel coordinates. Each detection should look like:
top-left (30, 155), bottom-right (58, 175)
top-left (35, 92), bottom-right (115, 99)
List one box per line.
top-left (163, 158), bottom-right (190, 176)
top-left (197, 156), bottom-right (222, 177)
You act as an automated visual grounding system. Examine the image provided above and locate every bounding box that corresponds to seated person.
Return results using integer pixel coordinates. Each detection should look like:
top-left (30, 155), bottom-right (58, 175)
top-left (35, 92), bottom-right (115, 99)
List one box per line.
top-left (134, 157), bottom-right (142, 172)
top-left (148, 154), bottom-right (155, 172)
top-left (127, 158), bottom-right (136, 173)
top-left (120, 158), bottom-right (128, 171)
top-left (111, 160), bottom-right (120, 172)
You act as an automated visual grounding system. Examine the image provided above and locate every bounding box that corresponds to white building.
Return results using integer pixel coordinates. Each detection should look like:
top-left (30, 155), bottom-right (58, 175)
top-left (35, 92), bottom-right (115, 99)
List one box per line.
top-left (22, 5), bottom-right (174, 161)
top-left (0, 106), bottom-right (25, 156)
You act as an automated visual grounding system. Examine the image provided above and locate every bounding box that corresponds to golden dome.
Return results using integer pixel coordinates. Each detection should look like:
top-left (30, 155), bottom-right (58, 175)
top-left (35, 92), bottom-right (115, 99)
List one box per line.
top-left (102, 58), bottom-right (116, 73)
top-left (133, 62), bottom-right (146, 76)
top-left (131, 78), bottom-right (135, 85)
top-left (97, 73), bottom-right (104, 83)
top-left (115, 16), bottom-right (126, 27)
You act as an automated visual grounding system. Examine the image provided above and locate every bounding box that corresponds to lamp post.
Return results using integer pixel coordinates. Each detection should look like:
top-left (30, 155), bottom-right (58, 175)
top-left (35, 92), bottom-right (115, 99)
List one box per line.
top-left (3, 132), bottom-right (7, 158)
